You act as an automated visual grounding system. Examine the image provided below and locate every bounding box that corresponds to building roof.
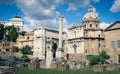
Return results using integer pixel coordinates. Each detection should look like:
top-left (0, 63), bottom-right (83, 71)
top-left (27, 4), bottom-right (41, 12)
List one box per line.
top-left (34, 27), bottom-right (66, 34)
top-left (84, 28), bottom-right (103, 31)
top-left (68, 23), bottom-right (84, 30)
top-left (83, 5), bottom-right (98, 20)
top-left (10, 18), bottom-right (23, 22)
top-left (25, 32), bottom-right (34, 36)
top-left (10, 14), bottom-right (23, 22)
top-left (104, 21), bottom-right (120, 31)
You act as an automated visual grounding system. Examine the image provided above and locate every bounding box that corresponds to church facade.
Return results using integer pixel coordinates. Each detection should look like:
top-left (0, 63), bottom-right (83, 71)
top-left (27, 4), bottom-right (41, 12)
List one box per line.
top-left (67, 5), bottom-right (105, 63)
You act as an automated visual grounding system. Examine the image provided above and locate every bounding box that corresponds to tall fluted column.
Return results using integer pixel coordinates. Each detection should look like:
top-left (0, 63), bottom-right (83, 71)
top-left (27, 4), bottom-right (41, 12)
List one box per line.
top-left (59, 16), bottom-right (63, 49)
top-left (56, 16), bottom-right (64, 58)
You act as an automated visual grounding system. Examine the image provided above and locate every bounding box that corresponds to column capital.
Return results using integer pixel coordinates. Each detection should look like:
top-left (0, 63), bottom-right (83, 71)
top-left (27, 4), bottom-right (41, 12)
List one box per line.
top-left (59, 16), bottom-right (64, 19)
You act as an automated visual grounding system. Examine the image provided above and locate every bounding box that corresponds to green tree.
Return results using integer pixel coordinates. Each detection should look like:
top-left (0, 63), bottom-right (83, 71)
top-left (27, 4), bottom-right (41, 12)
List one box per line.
top-left (4, 26), bottom-right (18, 42)
top-left (0, 24), bottom-right (4, 40)
top-left (21, 45), bottom-right (32, 55)
top-left (19, 31), bottom-right (26, 36)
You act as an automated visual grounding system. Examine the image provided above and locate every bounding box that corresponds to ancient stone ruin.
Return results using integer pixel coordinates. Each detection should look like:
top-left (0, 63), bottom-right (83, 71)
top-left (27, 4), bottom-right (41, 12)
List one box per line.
top-left (50, 58), bottom-right (70, 70)
top-left (91, 64), bottom-right (120, 72)
top-left (28, 58), bottom-right (40, 70)
top-left (0, 66), bottom-right (15, 74)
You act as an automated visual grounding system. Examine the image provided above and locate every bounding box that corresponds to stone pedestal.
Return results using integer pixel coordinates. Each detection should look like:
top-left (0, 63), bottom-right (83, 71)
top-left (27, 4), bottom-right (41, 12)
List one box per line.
top-left (56, 48), bottom-right (63, 58)
top-left (46, 50), bottom-right (53, 68)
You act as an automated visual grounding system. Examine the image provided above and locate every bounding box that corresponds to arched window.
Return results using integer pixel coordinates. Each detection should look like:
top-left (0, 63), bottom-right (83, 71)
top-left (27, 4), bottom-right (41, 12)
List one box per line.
top-left (86, 50), bottom-right (87, 53)
top-left (84, 25), bottom-right (86, 28)
top-left (73, 44), bottom-right (77, 54)
top-left (27, 37), bottom-right (29, 39)
top-left (18, 28), bottom-right (20, 31)
top-left (98, 34), bottom-right (100, 37)
top-left (52, 43), bottom-right (57, 58)
top-left (96, 24), bottom-right (98, 28)
top-left (90, 24), bottom-right (92, 28)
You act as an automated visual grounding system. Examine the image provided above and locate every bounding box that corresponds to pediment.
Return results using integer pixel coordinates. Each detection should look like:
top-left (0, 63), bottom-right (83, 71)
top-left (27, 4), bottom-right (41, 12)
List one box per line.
top-left (105, 21), bottom-right (120, 31)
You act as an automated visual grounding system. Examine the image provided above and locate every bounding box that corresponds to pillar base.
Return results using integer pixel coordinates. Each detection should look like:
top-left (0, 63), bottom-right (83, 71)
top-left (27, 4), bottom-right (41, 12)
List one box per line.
top-left (56, 48), bottom-right (63, 58)
top-left (58, 48), bottom-right (63, 51)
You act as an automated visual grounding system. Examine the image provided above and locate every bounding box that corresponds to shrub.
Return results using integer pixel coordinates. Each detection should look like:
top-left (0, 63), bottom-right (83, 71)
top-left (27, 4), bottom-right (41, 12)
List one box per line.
top-left (21, 45), bottom-right (32, 55)
top-left (0, 57), bottom-right (4, 61)
top-left (86, 51), bottom-right (110, 66)
top-left (21, 55), bottom-right (30, 62)
top-left (100, 51), bottom-right (110, 59)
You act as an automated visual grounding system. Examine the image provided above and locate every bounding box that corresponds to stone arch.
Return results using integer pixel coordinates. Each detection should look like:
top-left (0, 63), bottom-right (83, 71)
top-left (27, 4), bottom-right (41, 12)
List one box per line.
top-left (52, 42), bottom-right (57, 58)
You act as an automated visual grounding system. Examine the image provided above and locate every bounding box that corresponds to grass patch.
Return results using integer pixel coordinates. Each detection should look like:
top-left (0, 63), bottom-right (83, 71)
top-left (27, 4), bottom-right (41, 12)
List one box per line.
top-left (14, 68), bottom-right (120, 74)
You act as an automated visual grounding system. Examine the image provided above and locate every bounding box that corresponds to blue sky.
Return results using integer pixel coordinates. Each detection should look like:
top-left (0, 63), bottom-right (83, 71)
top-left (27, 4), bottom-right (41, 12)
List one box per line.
top-left (0, 0), bottom-right (120, 31)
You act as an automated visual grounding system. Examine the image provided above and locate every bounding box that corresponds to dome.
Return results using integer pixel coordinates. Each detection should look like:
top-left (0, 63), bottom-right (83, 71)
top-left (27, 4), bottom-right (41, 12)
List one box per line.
top-left (83, 12), bottom-right (98, 19)
top-left (10, 14), bottom-right (23, 22)
top-left (83, 5), bottom-right (98, 20)
top-left (10, 18), bottom-right (23, 22)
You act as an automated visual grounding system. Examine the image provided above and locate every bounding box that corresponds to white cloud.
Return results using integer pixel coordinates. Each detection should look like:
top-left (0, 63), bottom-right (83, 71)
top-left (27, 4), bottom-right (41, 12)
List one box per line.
top-left (75, 13), bottom-right (81, 17)
top-left (110, 0), bottom-right (120, 12)
top-left (16, 0), bottom-right (64, 31)
top-left (100, 22), bottom-right (111, 29)
top-left (23, 16), bottom-right (60, 31)
top-left (66, 0), bottom-right (99, 11)
top-left (15, 0), bottom-right (100, 31)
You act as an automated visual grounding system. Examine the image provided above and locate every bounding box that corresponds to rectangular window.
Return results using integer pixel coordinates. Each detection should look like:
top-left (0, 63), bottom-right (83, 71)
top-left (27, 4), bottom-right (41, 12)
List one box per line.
top-left (111, 41), bottom-right (115, 49)
top-left (117, 40), bottom-right (120, 48)
top-left (90, 24), bottom-right (92, 28)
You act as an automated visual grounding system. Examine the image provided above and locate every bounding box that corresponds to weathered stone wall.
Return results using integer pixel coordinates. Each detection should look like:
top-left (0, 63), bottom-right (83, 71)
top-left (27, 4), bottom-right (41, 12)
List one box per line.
top-left (68, 54), bottom-right (85, 62)
top-left (40, 60), bottom-right (46, 68)
top-left (50, 58), bottom-right (69, 70)
top-left (68, 61), bottom-right (86, 70)
top-left (104, 22), bottom-right (120, 63)
top-left (50, 63), bottom-right (57, 69)
top-left (50, 63), bottom-right (69, 70)
top-left (105, 64), bottom-right (119, 71)
top-left (91, 65), bottom-right (106, 72)
top-left (28, 62), bottom-right (40, 70)
top-left (0, 52), bottom-right (11, 59)
top-left (0, 66), bottom-right (15, 74)
top-left (92, 64), bottom-right (120, 72)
